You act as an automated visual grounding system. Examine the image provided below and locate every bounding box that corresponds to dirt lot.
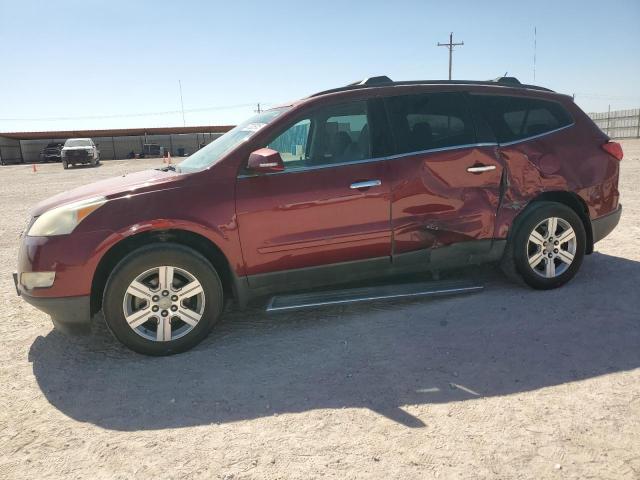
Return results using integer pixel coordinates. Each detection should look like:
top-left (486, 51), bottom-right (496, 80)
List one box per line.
top-left (1, 143), bottom-right (639, 480)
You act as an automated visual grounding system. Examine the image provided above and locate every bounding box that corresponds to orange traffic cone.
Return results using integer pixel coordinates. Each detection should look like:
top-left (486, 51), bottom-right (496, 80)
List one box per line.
top-left (32, 163), bottom-right (37, 173)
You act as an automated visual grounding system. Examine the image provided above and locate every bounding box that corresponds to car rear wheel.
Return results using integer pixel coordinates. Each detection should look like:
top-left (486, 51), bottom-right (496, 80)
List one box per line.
top-left (103, 243), bottom-right (224, 355)
top-left (503, 201), bottom-right (586, 290)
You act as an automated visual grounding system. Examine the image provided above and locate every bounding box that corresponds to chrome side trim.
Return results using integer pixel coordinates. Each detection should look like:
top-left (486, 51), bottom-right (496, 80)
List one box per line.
top-left (266, 284), bottom-right (484, 312)
top-left (498, 123), bottom-right (575, 147)
top-left (467, 165), bottom-right (496, 173)
top-left (350, 179), bottom-right (382, 189)
top-left (237, 142), bottom-right (498, 178)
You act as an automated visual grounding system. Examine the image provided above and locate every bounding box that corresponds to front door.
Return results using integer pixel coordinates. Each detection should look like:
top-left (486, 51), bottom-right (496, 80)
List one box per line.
top-left (236, 99), bottom-right (392, 290)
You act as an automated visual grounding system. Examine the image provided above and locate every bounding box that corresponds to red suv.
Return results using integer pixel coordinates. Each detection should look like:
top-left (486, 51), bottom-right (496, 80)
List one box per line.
top-left (15, 76), bottom-right (623, 355)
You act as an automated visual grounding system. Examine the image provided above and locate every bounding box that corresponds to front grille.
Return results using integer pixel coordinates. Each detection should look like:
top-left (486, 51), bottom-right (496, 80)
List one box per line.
top-left (66, 150), bottom-right (88, 159)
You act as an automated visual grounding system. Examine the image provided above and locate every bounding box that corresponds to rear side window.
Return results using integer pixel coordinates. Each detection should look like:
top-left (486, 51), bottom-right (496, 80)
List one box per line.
top-left (384, 92), bottom-right (475, 155)
top-left (471, 95), bottom-right (573, 143)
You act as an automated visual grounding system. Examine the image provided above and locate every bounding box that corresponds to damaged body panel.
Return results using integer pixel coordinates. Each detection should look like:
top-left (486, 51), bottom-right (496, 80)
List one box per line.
top-left (493, 104), bottom-right (620, 242)
top-left (390, 144), bottom-right (503, 253)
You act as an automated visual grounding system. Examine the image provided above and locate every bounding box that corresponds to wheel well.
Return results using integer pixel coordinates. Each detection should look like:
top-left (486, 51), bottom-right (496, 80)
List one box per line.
top-left (527, 191), bottom-right (593, 253)
top-left (91, 229), bottom-right (234, 316)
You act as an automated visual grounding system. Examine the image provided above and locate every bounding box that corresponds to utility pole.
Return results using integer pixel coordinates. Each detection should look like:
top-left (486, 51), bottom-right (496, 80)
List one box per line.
top-left (437, 32), bottom-right (464, 80)
top-left (178, 80), bottom-right (186, 127)
top-left (254, 102), bottom-right (262, 114)
top-left (533, 26), bottom-right (537, 82)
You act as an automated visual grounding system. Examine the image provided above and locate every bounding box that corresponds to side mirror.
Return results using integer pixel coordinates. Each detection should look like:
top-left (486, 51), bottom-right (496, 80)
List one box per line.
top-left (247, 148), bottom-right (285, 173)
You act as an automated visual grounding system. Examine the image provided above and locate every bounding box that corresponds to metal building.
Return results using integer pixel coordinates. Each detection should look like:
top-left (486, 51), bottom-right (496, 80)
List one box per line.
top-left (0, 125), bottom-right (233, 164)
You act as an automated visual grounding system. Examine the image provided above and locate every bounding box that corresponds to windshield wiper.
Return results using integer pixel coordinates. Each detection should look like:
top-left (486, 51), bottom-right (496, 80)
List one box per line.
top-left (156, 164), bottom-right (178, 172)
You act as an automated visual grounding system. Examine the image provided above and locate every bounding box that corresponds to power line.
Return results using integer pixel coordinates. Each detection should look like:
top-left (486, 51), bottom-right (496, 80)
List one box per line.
top-left (0, 103), bottom-right (259, 122)
top-left (574, 93), bottom-right (640, 100)
top-left (437, 32), bottom-right (464, 80)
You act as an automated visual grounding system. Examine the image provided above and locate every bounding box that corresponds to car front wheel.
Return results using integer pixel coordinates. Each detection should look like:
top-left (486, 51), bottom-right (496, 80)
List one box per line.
top-left (103, 243), bottom-right (224, 355)
top-left (504, 201), bottom-right (586, 290)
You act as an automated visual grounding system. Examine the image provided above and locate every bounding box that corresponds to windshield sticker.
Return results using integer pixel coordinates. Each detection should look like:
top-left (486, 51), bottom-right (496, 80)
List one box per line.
top-left (241, 123), bottom-right (267, 132)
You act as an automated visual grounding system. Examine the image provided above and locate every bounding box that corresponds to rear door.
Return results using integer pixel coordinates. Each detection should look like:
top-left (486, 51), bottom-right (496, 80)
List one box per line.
top-left (235, 99), bottom-right (393, 286)
top-left (384, 91), bottom-right (504, 260)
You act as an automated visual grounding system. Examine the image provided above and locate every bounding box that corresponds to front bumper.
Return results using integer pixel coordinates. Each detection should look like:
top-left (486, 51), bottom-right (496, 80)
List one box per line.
top-left (15, 231), bottom-right (109, 334)
top-left (13, 274), bottom-right (91, 334)
top-left (592, 204), bottom-right (622, 244)
top-left (63, 157), bottom-right (93, 164)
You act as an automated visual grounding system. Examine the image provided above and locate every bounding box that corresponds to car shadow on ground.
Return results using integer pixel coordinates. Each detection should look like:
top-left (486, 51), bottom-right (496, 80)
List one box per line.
top-left (29, 252), bottom-right (640, 431)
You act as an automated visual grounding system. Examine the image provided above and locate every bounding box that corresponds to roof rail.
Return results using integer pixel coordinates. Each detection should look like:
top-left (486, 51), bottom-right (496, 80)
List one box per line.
top-left (491, 76), bottom-right (522, 86)
top-left (310, 76), bottom-right (553, 97)
top-left (346, 75), bottom-right (394, 87)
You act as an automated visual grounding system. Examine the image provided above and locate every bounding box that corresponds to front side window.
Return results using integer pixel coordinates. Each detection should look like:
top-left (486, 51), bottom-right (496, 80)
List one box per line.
top-left (265, 101), bottom-right (371, 170)
top-left (471, 95), bottom-right (573, 143)
top-left (384, 92), bottom-right (475, 155)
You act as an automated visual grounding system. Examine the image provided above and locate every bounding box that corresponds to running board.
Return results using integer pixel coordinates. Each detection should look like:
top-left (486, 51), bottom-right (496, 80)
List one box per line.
top-left (266, 280), bottom-right (483, 312)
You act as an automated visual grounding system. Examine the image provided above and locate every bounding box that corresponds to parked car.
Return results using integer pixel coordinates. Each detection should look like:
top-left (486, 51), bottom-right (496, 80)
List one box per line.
top-left (39, 142), bottom-right (64, 162)
top-left (140, 143), bottom-right (165, 158)
top-left (14, 76), bottom-right (622, 355)
top-left (61, 138), bottom-right (100, 168)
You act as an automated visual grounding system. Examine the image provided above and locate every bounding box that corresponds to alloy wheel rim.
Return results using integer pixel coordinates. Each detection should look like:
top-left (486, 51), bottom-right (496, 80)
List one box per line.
top-left (122, 266), bottom-right (205, 342)
top-left (527, 217), bottom-right (577, 278)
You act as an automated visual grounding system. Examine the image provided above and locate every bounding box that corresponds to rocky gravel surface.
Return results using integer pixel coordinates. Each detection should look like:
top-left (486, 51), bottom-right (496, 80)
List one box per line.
top-left (1, 144), bottom-right (639, 479)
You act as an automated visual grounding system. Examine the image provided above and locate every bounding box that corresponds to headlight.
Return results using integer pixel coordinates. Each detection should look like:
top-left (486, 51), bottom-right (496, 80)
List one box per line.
top-left (28, 197), bottom-right (107, 236)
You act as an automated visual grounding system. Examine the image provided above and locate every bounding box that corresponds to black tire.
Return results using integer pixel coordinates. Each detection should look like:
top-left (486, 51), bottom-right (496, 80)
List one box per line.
top-left (103, 243), bottom-right (224, 355)
top-left (502, 201), bottom-right (586, 290)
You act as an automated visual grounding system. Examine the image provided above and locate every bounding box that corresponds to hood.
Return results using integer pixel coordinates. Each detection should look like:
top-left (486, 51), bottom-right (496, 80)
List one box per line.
top-left (31, 168), bottom-right (182, 216)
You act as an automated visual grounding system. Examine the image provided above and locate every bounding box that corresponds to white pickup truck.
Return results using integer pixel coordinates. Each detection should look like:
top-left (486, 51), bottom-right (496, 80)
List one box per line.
top-left (61, 138), bottom-right (100, 169)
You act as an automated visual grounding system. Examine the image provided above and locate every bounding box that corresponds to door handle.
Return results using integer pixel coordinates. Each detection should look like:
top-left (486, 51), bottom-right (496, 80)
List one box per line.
top-left (466, 165), bottom-right (496, 173)
top-left (350, 180), bottom-right (382, 189)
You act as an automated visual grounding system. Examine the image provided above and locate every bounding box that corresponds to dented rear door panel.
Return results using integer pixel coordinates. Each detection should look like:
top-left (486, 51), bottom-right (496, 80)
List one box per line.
top-left (389, 144), bottom-right (504, 255)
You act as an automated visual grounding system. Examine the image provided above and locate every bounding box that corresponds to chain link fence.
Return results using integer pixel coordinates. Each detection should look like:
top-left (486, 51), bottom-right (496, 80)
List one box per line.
top-left (589, 108), bottom-right (640, 139)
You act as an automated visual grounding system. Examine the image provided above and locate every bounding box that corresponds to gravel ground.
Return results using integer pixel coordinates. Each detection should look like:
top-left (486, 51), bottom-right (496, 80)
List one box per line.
top-left (1, 143), bottom-right (639, 480)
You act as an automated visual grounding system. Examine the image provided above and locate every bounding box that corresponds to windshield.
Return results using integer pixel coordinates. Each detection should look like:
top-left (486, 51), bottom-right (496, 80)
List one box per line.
top-left (65, 139), bottom-right (92, 147)
top-left (178, 107), bottom-right (289, 172)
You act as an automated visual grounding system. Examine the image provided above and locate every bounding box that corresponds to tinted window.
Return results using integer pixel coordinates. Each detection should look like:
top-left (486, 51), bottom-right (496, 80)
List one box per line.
top-left (471, 95), bottom-right (572, 143)
top-left (384, 92), bottom-right (475, 155)
top-left (266, 101), bottom-right (371, 170)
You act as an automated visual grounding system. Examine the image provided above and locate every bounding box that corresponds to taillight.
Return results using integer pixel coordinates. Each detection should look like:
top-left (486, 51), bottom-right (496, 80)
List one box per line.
top-left (602, 141), bottom-right (623, 161)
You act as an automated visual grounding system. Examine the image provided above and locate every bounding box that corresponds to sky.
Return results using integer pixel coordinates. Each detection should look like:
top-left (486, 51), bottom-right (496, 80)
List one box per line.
top-left (0, 0), bottom-right (639, 133)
